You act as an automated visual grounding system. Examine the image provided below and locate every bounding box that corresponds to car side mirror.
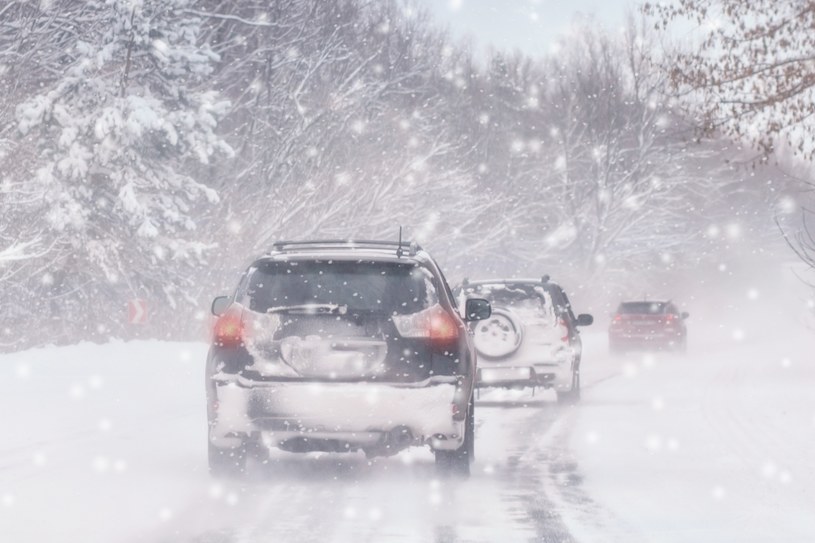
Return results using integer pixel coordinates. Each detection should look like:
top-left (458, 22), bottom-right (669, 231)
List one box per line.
top-left (465, 298), bottom-right (491, 321)
top-left (681, 311), bottom-right (689, 320)
top-left (211, 295), bottom-right (230, 316)
top-left (576, 313), bottom-right (594, 327)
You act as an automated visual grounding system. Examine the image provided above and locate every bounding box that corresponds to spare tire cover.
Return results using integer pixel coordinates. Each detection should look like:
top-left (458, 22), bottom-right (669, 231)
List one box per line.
top-left (473, 307), bottom-right (524, 359)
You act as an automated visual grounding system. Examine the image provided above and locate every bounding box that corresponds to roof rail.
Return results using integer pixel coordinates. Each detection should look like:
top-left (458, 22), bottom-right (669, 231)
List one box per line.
top-left (270, 239), bottom-right (423, 256)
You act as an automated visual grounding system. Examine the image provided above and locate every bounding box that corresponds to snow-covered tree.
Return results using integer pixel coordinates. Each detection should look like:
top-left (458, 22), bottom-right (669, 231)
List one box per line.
top-left (645, 0), bottom-right (815, 276)
top-left (1, 0), bottom-right (232, 344)
top-left (16, 0), bottom-right (230, 271)
top-left (645, 0), bottom-right (815, 159)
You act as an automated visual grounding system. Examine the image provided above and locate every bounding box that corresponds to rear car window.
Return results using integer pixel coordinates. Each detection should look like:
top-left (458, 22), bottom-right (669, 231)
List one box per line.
top-left (461, 283), bottom-right (555, 322)
top-left (618, 302), bottom-right (666, 314)
top-left (241, 260), bottom-right (438, 315)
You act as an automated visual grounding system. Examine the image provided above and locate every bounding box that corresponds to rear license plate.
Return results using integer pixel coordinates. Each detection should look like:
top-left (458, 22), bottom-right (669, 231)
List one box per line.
top-left (478, 367), bottom-right (534, 384)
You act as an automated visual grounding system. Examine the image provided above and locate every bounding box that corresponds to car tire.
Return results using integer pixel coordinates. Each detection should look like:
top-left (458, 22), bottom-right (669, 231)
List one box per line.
top-left (208, 439), bottom-right (247, 478)
top-left (557, 368), bottom-right (581, 405)
top-left (435, 396), bottom-right (474, 478)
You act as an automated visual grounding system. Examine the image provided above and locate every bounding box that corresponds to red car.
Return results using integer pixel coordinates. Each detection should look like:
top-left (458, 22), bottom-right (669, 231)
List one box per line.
top-left (609, 301), bottom-right (688, 354)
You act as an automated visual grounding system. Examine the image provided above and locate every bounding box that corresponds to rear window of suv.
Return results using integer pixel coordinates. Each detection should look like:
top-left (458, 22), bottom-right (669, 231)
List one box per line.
top-left (460, 283), bottom-right (555, 322)
top-left (618, 302), bottom-right (667, 314)
top-left (241, 260), bottom-right (438, 315)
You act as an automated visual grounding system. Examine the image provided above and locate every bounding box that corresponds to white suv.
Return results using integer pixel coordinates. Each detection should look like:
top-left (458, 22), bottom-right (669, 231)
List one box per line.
top-left (456, 277), bottom-right (592, 403)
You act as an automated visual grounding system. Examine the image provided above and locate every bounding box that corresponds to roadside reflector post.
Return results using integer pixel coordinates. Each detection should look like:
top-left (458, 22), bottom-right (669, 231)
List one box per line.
top-left (127, 298), bottom-right (147, 325)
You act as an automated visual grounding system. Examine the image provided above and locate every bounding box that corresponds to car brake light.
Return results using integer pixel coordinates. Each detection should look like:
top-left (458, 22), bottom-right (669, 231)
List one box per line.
top-left (430, 311), bottom-right (458, 343)
top-left (213, 308), bottom-right (245, 347)
top-left (559, 317), bottom-right (569, 342)
top-left (393, 304), bottom-right (459, 349)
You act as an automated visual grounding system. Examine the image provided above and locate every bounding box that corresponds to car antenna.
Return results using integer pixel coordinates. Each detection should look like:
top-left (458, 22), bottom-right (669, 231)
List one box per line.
top-left (396, 225), bottom-right (404, 258)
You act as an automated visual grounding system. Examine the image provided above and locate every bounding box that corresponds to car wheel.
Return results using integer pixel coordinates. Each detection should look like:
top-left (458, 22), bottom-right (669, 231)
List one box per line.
top-left (557, 369), bottom-right (581, 405)
top-left (473, 308), bottom-right (524, 359)
top-left (435, 396), bottom-right (474, 478)
top-left (208, 438), bottom-right (247, 478)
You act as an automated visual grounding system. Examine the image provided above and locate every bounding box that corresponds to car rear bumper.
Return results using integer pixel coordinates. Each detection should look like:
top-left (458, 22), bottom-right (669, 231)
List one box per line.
top-left (609, 332), bottom-right (685, 349)
top-left (209, 375), bottom-right (466, 453)
top-left (476, 360), bottom-right (573, 390)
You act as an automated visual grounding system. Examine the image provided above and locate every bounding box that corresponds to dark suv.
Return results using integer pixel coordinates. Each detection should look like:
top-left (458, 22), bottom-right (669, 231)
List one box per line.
top-left (206, 240), bottom-right (490, 477)
top-left (455, 277), bottom-right (593, 403)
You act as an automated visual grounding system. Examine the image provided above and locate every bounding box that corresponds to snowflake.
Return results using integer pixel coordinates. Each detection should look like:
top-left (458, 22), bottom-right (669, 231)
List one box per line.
top-left (711, 486), bottom-right (726, 500)
top-left (725, 223), bottom-right (742, 239)
top-left (33, 452), bottom-right (47, 467)
top-left (334, 172), bottom-right (350, 186)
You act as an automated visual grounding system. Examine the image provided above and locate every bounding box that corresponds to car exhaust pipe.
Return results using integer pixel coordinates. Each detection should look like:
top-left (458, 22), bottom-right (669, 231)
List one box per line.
top-left (364, 426), bottom-right (414, 458)
top-left (389, 425), bottom-right (413, 448)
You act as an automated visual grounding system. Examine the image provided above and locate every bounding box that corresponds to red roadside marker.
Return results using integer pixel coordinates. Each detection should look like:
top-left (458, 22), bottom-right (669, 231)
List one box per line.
top-left (128, 299), bottom-right (147, 325)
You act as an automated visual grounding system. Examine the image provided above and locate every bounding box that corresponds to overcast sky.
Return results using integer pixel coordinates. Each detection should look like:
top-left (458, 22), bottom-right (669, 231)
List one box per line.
top-left (416, 0), bottom-right (637, 57)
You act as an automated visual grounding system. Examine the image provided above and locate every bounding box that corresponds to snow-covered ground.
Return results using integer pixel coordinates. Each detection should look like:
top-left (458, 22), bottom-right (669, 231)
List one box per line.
top-left (2, 266), bottom-right (814, 542)
top-left (554, 261), bottom-right (815, 543)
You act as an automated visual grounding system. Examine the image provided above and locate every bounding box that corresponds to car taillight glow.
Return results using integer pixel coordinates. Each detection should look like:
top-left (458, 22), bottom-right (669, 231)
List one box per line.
top-left (558, 317), bottom-right (569, 342)
top-left (213, 309), bottom-right (245, 347)
top-left (393, 304), bottom-right (460, 349)
top-left (430, 311), bottom-right (458, 343)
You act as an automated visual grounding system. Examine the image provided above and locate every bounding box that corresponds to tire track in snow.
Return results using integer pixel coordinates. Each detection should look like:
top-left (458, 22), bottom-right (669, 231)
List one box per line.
top-left (143, 392), bottom-right (594, 543)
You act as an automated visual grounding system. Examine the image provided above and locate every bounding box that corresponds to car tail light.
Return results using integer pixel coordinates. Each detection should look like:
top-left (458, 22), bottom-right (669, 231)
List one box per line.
top-left (213, 308), bottom-right (245, 347)
top-left (393, 304), bottom-right (460, 350)
top-left (558, 317), bottom-right (570, 342)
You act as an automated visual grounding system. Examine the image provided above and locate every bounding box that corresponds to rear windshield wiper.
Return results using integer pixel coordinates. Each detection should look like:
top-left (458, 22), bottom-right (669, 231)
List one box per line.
top-left (265, 304), bottom-right (346, 315)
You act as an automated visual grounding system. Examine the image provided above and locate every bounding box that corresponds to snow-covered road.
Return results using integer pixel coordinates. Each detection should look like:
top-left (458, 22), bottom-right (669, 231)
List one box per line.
top-left (2, 283), bottom-right (814, 542)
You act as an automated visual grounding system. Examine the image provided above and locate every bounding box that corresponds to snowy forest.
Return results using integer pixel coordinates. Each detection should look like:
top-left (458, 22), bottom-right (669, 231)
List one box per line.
top-left (0, 0), bottom-right (810, 348)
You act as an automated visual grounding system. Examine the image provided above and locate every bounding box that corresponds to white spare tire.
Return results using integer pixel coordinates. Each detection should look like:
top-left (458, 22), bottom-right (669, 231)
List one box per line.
top-left (473, 307), bottom-right (524, 359)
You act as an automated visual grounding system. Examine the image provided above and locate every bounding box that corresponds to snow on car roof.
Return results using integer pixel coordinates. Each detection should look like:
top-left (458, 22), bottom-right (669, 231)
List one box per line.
top-left (257, 249), bottom-right (428, 265)
top-left (465, 278), bottom-right (544, 285)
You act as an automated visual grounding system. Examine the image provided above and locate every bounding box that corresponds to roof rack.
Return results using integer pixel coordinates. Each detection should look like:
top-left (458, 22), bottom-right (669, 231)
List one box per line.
top-left (270, 239), bottom-right (423, 256)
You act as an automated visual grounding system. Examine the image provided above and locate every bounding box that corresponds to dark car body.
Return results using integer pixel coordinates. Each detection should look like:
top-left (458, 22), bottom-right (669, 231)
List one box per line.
top-left (205, 240), bottom-right (490, 477)
top-left (608, 301), bottom-right (688, 354)
top-left (454, 277), bottom-right (592, 403)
